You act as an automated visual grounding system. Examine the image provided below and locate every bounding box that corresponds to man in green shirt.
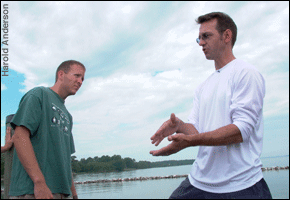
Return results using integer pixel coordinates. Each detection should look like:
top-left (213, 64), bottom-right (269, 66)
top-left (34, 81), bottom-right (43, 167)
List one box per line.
top-left (9, 60), bottom-right (86, 199)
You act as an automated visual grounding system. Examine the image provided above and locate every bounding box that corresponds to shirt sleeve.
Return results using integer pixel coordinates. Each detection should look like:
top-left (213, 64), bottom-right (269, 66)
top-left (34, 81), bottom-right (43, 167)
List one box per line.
top-left (11, 92), bottom-right (42, 137)
top-left (230, 67), bottom-right (265, 142)
top-left (188, 85), bottom-right (201, 131)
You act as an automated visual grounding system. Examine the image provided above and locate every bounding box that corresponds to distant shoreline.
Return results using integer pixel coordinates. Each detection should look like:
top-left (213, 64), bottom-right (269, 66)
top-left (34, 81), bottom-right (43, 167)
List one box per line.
top-left (260, 155), bottom-right (289, 159)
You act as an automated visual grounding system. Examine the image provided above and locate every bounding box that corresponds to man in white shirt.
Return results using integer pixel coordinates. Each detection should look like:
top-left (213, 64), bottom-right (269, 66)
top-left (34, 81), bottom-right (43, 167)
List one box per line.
top-left (150, 12), bottom-right (272, 199)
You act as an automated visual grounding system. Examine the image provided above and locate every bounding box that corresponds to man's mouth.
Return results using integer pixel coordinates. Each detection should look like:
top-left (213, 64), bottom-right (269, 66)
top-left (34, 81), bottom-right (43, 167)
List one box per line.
top-left (74, 86), bottom-right (80, 90)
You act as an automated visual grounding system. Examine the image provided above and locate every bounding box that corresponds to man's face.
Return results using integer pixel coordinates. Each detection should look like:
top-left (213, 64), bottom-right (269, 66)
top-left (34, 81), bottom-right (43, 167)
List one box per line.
top-left (198, 18), bottom-right (225, 60)
top-left (62, 64), bottom-right (85, 96)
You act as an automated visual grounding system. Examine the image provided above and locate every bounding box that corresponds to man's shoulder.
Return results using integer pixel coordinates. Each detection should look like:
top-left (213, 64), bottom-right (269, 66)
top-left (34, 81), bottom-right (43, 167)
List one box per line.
top-left (27, 86), bottom-right (47, 94)
top-left (23, 86), bottom-right (50, 98)
top-left (234, 59), bottom-right (260, 73)
top-left (229, 59), bottom-right (264, 81)
top-left (232, 59), bottom-right (265, 87)
top-left (19, 87), bottom-right (50, 105)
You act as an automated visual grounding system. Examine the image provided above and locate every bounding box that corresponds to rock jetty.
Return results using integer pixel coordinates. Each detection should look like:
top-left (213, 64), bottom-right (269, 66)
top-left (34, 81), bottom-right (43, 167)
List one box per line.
top-left (261, 166), bottom-right (289, 171)
top-left (74, 174), bottom-right (188, 185)
top-left (73, 166), bottom-right (288, 185)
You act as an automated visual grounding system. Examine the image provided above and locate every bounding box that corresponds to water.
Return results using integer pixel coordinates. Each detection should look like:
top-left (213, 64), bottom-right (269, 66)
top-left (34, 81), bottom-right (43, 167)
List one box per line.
top-left (74, 156), bottom-right (289, 199)
top-left (1, 156), bottom-right (289, 199)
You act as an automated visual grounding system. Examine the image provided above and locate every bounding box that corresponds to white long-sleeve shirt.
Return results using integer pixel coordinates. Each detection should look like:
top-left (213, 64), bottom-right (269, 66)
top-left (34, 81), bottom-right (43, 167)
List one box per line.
top-left (188, 59), bottom-right (265, 193)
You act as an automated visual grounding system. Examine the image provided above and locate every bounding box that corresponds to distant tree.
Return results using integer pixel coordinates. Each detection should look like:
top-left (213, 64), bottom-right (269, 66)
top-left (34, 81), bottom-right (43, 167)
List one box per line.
top-left (93, 156), bottom-right (99, 162)
top-left (112, 159), bottom-right (126, 172)
top-left (137, 161), bottom-right (151, 169)
top-left (111, 155), bottom-right (122, 161)
top-left (86, 157), bottom-right (94, 163)
top-left (99, 155), bottom-right (111, 162)
top-left (124, 157), bottom-right (136, 169)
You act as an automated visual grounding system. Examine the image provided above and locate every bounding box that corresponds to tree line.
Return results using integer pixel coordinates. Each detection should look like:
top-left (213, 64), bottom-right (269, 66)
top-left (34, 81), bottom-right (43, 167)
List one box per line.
top-left (71, 155), bottom-right (195, 173)
top-left (1, 153), bottom-right (195, 176)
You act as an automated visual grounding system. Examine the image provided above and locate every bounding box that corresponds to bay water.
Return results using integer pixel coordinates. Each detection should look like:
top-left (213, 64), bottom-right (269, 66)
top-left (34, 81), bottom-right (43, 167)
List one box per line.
top-left (74, 155), bottom-right (289, 199)
top-left (1, 156), bottom-right (288, 199)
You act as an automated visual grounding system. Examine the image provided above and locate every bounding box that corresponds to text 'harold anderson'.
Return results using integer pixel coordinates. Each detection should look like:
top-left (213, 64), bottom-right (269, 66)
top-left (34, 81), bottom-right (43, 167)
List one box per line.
top-left (2, 4), bottom-right (9, 77)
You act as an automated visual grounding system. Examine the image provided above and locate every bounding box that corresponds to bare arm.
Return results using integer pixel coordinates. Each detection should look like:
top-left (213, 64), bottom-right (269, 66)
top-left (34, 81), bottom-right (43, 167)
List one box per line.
top-left (194, 124), bottom-right (243, 146)
top-left (150, 114), bottom-right (243, 156)
top-left (71, 172), bottom-right (78, 199)
top-left (13, 125), bottom-right (53, 199)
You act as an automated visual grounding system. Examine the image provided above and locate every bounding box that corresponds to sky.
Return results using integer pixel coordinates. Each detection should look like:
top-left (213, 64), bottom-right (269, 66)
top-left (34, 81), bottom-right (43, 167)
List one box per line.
top-left (1, 1), bottom-right (289, 162)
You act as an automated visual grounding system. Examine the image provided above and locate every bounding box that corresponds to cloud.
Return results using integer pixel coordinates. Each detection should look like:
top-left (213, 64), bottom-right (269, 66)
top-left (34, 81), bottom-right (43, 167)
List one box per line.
top-left (1, 82), bottom-right (7, 91)
top-left (1, 1), bottom-right (289, 160)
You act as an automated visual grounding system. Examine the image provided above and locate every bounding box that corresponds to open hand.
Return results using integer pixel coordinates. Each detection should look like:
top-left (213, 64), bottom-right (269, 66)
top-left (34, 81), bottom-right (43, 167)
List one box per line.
top-left (150, 113), bottom-right (180, 146)
top-left (150, 133), bottom-right (192, 156)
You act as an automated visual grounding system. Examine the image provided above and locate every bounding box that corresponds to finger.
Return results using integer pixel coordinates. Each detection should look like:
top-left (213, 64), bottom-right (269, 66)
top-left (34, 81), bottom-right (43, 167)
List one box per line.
top-left (168, 134), bottom-right (179, 142)
top-left (152, 138), bottom-right (163, 146)
top-left (151, 130), bottom-right (164, 145)
top-left (170, 113), bottom-right (177, 126)
top-left (150, 148), bottom-right (168, 156)
top-left (150, 133), bottom-right (158, 143)
top-left (150, 130), bottom-right (160, 141)
top-left (150, 145), bottom-right (174, 156)
top-left (155, 138), bottom-right (163, 146)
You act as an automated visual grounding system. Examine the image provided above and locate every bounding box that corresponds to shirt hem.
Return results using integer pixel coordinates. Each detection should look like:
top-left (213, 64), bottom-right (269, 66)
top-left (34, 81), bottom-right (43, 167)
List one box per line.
top-left (188, 171), bottom-right (263, 193)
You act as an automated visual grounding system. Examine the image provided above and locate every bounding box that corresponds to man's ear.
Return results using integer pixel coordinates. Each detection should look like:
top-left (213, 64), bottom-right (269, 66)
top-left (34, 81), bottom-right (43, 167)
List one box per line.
top-left (223, 29), bottom-right (232, 45)
top-left (57, 70), bottom-right (65, 81)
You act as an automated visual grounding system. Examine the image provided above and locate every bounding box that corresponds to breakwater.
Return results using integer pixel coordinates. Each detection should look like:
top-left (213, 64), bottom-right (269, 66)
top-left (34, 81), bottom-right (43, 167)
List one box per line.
top-left (261, 166), bottom-right (289, 171)
top-left (74, 174), bottom-right (188, 184)
top-left (74, 166), bottom-right (289, 185)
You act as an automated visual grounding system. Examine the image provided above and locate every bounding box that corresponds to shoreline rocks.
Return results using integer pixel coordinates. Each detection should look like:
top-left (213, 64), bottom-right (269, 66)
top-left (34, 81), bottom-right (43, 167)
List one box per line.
top-left (74, 174), bottom-right (188, 184)
top-left (73, 166), bottom-right (289, 185)
top-left (261, 166), bottom-right (289, 171)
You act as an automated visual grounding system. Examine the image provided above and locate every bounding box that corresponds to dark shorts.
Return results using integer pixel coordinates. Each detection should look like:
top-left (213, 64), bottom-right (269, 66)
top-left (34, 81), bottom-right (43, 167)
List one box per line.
top-left (169, 177), bottom-right (272, 199)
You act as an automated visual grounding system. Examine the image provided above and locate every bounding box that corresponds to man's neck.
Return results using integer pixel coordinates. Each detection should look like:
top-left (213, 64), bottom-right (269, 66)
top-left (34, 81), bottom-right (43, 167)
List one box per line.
top-left (50, 84), bottom-right (67, 100)
top-left (214, 51), bottom-right (236, 70)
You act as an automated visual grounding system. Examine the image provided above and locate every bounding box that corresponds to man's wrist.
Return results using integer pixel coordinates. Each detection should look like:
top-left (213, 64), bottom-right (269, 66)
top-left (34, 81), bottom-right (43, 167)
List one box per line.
top-left (32, 175), bottom-right (46, 185)
top-left (175, 117), bottom-right (183, 133)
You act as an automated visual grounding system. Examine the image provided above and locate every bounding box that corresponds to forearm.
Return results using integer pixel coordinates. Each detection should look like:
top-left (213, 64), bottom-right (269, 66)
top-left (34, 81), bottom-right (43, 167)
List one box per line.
top-left (191, 124), bottom-right (243, 146)
top-left (71, 173), bottom-right (78, 198)
top-left (13, 126), bottom-right (46, 184)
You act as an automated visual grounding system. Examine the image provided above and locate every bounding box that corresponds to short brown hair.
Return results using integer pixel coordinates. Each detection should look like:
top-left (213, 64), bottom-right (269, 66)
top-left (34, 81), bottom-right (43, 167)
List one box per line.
top-left (55, 60), bottom-right (86, 82)
top-left (196, 12), bottom-right (237, 48)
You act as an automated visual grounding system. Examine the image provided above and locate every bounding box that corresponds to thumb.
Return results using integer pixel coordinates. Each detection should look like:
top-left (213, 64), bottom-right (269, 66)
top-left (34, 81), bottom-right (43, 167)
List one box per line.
top-left (170, 113), bottom-right (177, 125)
top-left (168, 134), bottom-right (179, 142)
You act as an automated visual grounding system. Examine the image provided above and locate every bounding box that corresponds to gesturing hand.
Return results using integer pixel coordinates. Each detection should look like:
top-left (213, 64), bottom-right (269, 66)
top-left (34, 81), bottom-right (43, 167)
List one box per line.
top-left (150, 113), bottom-right (180, 146)
top-left (150, 133), bottom-right (192, 156)
top-left (34, 181), bottom-right (53, 199)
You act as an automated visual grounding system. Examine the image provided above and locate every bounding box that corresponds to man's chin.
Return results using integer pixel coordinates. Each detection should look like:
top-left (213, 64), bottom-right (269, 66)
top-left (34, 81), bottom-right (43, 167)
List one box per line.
top-left (68, 91), bottom-right (77, 96)
top-left (205, 55), bottom-right (214, 60)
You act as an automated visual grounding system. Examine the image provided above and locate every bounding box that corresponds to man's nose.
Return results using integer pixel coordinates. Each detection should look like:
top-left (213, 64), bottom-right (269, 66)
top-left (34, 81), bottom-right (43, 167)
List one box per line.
top-left (198, 38), bottom-right (206, 46)
top-left (77, 78), bottom-right (83, 86)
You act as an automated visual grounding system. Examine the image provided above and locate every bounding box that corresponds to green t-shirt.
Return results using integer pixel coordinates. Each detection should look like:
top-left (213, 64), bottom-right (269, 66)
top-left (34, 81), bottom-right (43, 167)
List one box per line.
top-left (9, 87), bottom-right (75, 196)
